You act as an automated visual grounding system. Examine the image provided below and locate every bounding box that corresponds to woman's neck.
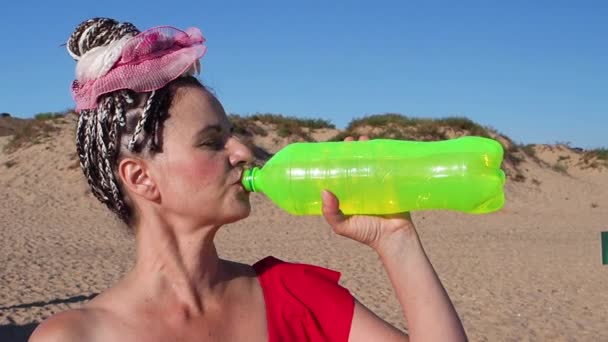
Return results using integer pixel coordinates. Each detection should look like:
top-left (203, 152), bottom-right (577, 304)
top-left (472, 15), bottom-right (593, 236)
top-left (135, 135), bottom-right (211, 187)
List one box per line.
top-left (131, 213), bottom-right (229, 317)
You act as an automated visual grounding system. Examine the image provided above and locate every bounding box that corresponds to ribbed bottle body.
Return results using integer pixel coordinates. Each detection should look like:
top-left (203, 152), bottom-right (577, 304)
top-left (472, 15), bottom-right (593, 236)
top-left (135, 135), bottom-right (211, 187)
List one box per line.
top-left (247, 136), bottom-right (505, 215)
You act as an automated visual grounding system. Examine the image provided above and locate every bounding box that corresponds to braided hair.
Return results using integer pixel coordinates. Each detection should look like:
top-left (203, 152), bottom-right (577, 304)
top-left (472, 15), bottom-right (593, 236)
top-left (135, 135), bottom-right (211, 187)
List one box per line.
top-left (67, 18), bottom-right (204, 226)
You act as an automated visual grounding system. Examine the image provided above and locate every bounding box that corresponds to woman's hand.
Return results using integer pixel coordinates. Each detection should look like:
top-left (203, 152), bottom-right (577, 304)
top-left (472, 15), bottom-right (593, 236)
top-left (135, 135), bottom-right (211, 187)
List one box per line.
top-left (321, 136), bottom-right (417, 252)
top-left (321, 190), bottom-right (415, 252)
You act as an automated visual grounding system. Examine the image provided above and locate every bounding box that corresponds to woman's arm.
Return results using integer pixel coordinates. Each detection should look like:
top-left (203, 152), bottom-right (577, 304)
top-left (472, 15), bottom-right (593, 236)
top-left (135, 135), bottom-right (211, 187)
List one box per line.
top-left (375, 224), bottom-right (467, 341)
top-left (321, 191), bottom-right (468, 342)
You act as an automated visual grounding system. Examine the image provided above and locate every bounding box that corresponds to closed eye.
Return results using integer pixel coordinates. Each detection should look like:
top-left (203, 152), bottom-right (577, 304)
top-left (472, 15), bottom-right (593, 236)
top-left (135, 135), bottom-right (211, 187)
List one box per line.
top-left (193, 123), bottom-right (232, 150)
top-left (199, 137), bottom-right (225, 150)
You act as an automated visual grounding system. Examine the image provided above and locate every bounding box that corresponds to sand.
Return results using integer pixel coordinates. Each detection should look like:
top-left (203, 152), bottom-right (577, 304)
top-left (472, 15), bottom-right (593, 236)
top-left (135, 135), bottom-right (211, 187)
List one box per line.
top-left (1, 118), bottom-right (607, 341)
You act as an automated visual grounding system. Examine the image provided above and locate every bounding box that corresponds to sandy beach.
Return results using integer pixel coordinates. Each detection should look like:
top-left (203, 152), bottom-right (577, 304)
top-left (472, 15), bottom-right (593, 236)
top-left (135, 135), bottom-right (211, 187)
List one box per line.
top-left (1, 116), bottom-right (607, 341)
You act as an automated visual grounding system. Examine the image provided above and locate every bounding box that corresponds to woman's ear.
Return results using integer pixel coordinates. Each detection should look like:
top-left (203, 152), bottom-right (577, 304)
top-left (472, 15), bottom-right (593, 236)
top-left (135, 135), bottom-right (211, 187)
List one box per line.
top-left (117, 157), bottom-right (160, 202)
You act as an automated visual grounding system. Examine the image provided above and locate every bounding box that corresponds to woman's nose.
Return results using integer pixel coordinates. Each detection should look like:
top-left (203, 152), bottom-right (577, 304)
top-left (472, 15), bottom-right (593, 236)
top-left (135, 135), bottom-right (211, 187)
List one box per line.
top-left (227, 136), bottom-right (254, 166)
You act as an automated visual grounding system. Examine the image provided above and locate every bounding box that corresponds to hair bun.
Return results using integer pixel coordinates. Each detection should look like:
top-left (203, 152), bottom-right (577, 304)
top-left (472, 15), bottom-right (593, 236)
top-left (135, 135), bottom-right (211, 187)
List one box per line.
top-left (67, 17), bottom-right (140, 60)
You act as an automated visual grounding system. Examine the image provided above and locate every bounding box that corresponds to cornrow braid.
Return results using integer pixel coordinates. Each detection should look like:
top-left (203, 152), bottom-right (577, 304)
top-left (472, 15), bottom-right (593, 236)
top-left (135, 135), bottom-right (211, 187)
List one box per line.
top-left (76, 110), bottom-right (97, 196)
top-left (74, 91), bottom-right (161, 224)
top-left (125, 86), bottom-right (172, 153)
top-left (128, 90), bottom-right (156, 151)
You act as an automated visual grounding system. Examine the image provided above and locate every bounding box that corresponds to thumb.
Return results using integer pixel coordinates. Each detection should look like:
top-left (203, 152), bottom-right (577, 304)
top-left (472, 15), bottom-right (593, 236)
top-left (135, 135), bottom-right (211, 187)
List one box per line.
top-left (321, 190), bottom-right (347, 229)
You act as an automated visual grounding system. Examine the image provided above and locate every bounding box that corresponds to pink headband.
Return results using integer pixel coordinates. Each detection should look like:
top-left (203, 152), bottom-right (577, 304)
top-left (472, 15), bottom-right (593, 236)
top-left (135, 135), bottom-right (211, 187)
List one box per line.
top-left (71, 26), bottom-right (207, 111)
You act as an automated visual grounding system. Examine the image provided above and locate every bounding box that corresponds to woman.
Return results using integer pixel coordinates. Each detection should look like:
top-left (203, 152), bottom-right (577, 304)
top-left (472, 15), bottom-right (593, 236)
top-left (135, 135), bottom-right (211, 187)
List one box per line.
top-left (30, 18), bottom-right (467, 341)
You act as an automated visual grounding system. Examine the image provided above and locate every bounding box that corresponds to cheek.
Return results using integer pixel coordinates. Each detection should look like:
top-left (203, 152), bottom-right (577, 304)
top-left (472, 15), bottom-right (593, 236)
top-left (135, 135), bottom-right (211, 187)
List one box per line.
top-left (168, 155), bottom-right (224, 191)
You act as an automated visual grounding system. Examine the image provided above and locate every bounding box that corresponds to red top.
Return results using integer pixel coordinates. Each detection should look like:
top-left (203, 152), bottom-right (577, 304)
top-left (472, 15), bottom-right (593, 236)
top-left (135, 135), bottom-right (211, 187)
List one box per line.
top-left (253, 256), bottom-right (355, 342)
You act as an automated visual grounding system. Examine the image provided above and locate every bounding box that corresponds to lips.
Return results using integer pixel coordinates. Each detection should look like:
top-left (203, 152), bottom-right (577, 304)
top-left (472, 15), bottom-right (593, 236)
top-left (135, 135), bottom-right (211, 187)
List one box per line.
top-left (231, 168), bottom-right (244, 186)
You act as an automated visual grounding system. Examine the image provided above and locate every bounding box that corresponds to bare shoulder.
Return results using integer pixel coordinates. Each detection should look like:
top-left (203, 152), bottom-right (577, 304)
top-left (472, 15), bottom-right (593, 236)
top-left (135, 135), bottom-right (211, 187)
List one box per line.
top-left (29, 308), bottom-right (97, 342)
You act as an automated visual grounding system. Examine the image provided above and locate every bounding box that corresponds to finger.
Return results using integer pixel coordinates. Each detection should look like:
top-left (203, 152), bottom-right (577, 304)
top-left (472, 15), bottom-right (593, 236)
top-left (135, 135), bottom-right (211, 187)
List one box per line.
top-left (321, 190), bottom-right (347, 228)
top-left (344, 136), bottom-right (355, 142)
top-left (386, 212), bottom-right (413, 222)
top-left (359, 135), bottom-right (370, 141)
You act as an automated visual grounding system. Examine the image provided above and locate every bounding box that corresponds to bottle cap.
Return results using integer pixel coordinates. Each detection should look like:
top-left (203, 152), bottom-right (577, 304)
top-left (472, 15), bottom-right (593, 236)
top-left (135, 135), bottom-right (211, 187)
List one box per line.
top-left (242, 167), bottom-right (259, 192)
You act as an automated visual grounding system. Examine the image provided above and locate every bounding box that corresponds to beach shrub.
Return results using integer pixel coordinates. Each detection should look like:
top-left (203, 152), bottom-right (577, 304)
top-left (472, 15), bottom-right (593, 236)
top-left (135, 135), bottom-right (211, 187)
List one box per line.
top-left (34, 112), bottom-right (65, 120)
top-left (228, 114), bottom-right (268, 137)
top-left (346, 113), bottom-right (417, 130)
top-left (506, 152), bottom-right (524, 166)
top-left (230, 113), bottom-right (335, 141)
top-left (552, 162), bottom-right (568, 174)
top-left (582, 148), bottom-right (608, 169)
top-left (520, 144), bottom-right (537, 158)
top-left (249, 113), bottom-right (335, 130)
top-left (250, 114), bottom-right (309, 140)
top-left (342, 113), bottom-right (494, 141)
top-left (587, 148), bottom-right (607, 160)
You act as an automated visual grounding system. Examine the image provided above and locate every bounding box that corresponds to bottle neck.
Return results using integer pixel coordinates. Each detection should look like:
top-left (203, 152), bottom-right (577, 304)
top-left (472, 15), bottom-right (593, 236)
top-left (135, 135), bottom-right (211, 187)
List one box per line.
top-left (241, 167), bottom-right (259, 192)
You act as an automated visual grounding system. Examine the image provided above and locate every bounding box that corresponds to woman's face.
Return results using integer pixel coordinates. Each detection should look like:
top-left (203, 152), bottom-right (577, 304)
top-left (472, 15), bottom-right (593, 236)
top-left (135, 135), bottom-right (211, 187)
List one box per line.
top-left (148, 86), bottom-right (253, 227)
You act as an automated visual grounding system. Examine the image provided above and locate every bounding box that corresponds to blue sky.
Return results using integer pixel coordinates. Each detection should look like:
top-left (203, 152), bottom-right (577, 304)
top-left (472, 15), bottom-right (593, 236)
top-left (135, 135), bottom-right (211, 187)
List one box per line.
top-left (0, 0), bottom-right (605, 148)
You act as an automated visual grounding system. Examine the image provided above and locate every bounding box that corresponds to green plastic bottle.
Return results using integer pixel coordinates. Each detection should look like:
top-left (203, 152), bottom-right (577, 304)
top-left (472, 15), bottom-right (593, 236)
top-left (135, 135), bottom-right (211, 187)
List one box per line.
top-left (242, 136), bottom-right (506, 215)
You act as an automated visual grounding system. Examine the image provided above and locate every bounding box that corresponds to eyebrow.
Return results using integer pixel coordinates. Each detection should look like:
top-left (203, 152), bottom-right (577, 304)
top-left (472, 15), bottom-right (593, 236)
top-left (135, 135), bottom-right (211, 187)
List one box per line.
top-left (192, 122), bottom-right (236, 141)
top-left (192, 124), bottom-right (223, 142)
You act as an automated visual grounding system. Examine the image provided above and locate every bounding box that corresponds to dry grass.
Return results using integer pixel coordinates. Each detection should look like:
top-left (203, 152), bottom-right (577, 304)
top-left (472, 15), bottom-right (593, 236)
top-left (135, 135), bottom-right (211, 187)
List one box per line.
top-left (513, 172), bottom-right (526, 182)
top-left (3, 160), bottom-right (17, 168)
top-left (228, 114), bottom-right (268, 137)
top-left (325, 113), bottom-right (499, 143)
top-left (230, 113), bottom-right (335, 141)
top-left (591, 148), bottom-right (608, 160)
top-left (552, 163), bottom-right (568, 174)
top-left (520, 144), bottom-right (537, 158)
top-left (250, 113), bottom-right (334, 140)
top-left (34, 112), bottom-right (66, 120)
top-left (582, 148), bottom-right (608, 169)
top-left (248, 113), bottom-right (335, 130)
top-left (3, 113), bottom-right (65, 153)
top-left (0, 116), bottom-right (29, 137)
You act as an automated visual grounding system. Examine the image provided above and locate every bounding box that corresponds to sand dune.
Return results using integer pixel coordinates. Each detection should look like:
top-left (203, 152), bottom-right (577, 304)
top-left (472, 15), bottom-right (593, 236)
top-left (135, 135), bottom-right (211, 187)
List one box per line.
top-left (1, 116), bottom-right (607, 341)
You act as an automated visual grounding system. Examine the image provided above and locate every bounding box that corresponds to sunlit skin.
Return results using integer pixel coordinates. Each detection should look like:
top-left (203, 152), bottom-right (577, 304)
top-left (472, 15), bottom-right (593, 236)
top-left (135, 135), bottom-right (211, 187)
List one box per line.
top-left (142, 87), bottom-right (253, 229)
top-left (29, 84), bottom-right (467, 342)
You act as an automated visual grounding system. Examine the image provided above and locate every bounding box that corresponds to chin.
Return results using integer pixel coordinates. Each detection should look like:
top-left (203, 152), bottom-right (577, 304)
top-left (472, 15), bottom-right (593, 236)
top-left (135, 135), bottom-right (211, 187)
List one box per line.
top-left (222, 201), bottom-right (251, 224)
